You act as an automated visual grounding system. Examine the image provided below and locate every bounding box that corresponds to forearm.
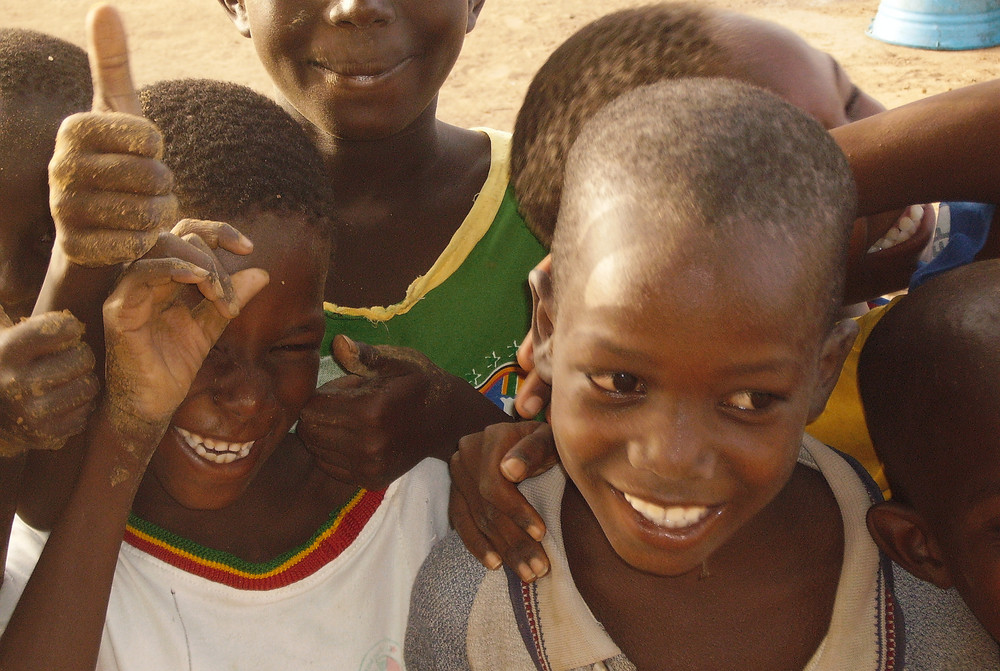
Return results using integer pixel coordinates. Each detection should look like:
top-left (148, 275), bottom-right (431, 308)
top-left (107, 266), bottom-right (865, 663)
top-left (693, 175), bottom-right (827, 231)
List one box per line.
top-left (0, 408), bottom-right (156, 670)
top-left (835, 79), bottom-right (1000, 216)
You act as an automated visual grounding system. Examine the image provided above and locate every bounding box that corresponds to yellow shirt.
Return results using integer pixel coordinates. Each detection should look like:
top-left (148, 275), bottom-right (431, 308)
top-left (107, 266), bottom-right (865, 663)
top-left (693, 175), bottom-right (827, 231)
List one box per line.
top-left (806, 298), bottom-right (902, 497)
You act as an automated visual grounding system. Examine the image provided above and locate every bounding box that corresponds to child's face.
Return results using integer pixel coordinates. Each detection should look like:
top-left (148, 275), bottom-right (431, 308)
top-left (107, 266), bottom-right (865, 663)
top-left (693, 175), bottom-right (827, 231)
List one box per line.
top-left (716, 15), bottom-right (884, 131)
top-left (541, 210), bottom-right (846, 577)
top-left (143, 212), bottom-right (327, 510)
top-left (0, 105), bottom-right (60, 320)
top-left (227, 0), bottom-right (482, 140)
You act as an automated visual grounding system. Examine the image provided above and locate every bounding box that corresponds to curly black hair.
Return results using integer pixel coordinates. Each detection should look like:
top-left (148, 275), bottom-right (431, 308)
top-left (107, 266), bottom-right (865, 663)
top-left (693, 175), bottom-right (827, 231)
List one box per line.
top-left (511, 3), bottom-right (732, 247)
top-left (139, 79), bottom-right (333, 229)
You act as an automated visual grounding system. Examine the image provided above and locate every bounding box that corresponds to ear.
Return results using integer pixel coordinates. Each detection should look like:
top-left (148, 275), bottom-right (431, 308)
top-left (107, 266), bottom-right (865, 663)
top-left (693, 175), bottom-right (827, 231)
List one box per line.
top-left (217, 0), bottom-right (252, 38)
top-left (867, 502), bottom-right (954, 589)
top-left (807, 318), bottom-right (858, 422)
top-left (528, 265), bottom-right (556, 385)
top-left (467, 0), bottom-right (486, 33)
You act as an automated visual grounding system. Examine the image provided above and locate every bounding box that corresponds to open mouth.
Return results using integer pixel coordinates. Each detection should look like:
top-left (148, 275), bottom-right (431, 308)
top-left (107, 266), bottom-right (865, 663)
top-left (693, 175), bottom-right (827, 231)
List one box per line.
top-left (867, 204), bottom-right (930, 253)
top-left (175, 426), bottom-right (254, 465)
top-left (623, 492), bottom-right (713, 530)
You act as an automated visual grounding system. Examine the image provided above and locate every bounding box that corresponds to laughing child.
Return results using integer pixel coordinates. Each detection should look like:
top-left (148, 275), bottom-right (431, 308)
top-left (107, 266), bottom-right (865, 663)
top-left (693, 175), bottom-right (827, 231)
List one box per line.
top-left (0, 76), bottom-right (450, 670)
top-left (405, 79), bottom-right (998, 669)
top-left (860, 259), bottom-right (1000, 645)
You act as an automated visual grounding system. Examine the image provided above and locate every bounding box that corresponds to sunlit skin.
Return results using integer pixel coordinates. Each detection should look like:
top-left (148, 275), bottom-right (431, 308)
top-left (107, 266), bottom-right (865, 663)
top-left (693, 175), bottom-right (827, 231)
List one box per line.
top-left (545, 223), bottom-right (846, 577)
top-left (229, 0), bottom-right (481, 142)
top-left (0, 99), bottom-right (62, 321)
top-left (134, 211), bottom-right (327, 514)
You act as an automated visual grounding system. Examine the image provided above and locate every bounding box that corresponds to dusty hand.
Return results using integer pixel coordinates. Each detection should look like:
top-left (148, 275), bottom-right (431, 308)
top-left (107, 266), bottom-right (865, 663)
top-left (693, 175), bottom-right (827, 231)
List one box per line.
top-left (102, 234), bottom-right (267, 451)
top-left (0, 307), bottom-right (99, 457)
top-left (298, 335), bottom-right (501, 490)
top-left (449, 420), bottom-right (557, 582)
top-left (48, 5), bottom-right (176, 267)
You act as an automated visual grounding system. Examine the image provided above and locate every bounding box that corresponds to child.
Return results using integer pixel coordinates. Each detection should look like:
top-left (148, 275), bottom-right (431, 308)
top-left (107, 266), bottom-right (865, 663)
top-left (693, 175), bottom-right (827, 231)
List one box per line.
top-left (0, 28), bottom-right (99, 576)
top-left (405, 79), bottom-right (998, 669)
top-left (859, 260), bottom-right (1000, 643)
top-left (0, 76), bottom-right (451, 670)
top-left (214, 0), bottom-right (548, 487)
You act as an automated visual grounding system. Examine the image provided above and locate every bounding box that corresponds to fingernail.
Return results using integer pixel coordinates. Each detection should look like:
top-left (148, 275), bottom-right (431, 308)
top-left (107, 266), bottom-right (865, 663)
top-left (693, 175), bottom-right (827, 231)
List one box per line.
top-left (521, 395), bottom-right (544, 418)
top-left (529, 557), bottom-right (549, 579)
top-left (484, 551), bottom-right (502, 570)
top-left (517, 562), bottom-right (536, 583)
top-left (501, 457), bottom-right (527, 482)
top-left (526, 523), bottom-right (544, 542)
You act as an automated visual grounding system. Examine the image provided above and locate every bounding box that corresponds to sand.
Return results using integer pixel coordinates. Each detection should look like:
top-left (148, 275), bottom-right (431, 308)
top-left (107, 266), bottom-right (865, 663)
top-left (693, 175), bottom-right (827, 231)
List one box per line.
top-left (3, 0), bottom-right (998, 131)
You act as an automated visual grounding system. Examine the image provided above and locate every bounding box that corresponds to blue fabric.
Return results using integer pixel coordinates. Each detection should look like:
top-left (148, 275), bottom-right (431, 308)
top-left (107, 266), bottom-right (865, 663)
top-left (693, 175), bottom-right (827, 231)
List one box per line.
top-left (910, 202), bottom-right (995, 289)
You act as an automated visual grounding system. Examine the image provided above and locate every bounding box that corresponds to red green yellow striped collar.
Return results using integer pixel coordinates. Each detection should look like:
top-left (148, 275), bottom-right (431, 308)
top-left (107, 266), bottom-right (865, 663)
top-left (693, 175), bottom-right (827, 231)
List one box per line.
top-left (123, 487), bottom-right (385, 590)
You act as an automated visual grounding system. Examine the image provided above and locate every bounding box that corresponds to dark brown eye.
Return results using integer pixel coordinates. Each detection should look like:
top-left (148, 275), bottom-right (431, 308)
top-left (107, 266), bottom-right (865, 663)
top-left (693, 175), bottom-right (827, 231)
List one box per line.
top-left (589, 372), bottom-right (645, 394)
top-left (722, 390), bottom-right (777, 412)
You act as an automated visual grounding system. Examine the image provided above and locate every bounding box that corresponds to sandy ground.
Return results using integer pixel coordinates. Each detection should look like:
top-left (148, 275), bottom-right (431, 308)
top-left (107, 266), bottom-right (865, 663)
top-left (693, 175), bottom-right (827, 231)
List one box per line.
top-left (3, 0), bottom-right (999, 132)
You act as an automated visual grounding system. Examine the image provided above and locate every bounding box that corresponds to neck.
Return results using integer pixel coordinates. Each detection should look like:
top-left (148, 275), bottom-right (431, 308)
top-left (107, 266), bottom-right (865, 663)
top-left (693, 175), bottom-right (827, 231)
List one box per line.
top-left (286, 97), bottom-right (450, 200)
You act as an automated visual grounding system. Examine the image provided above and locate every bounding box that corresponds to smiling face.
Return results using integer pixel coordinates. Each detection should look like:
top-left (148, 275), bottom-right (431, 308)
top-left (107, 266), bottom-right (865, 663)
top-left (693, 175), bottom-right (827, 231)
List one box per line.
top-left (0, 99), bottom-right (61, 320)
top-left (227, 0), bottom-right (482, 141)
top-left (540, 211), bottom-right (842, 576)
top-left (141, 211), bottom-right (328, 511)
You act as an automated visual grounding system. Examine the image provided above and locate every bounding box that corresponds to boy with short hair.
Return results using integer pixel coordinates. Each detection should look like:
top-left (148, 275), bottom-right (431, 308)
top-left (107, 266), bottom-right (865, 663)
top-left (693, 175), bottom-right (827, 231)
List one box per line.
top-left (405, 79), bottom-right (998, 669)
top-left (860, 260), bottom-right (1000, 643)
top-left (0, 73), bottom-right (451, 670)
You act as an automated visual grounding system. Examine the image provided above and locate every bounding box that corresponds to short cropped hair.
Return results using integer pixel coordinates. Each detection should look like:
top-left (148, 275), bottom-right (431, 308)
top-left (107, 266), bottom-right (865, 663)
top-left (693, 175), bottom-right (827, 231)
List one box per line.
top-left (0, 28), bottom-right (91, 112)
top-left (554, 78), bottom-right (856, 328)
top-left (139, 79), bottom-right (333, 229)
top-left (0, 28), bottom-right (91, 150)
top-left (511, 3), bottom-right (732, 246)
top-left (859, 261), bottom-right (1000, 504)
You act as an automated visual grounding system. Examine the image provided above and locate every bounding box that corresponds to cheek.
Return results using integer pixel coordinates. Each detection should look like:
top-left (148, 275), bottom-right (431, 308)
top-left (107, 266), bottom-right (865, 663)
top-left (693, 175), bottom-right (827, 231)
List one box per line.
top-left (275, 358), bottom-right (320, 415)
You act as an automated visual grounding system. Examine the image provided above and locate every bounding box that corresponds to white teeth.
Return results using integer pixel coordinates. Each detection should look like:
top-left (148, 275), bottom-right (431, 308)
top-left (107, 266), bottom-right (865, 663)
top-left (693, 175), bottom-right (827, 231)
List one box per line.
top-left (623, 493), bottom-right (710, 529)
top-left (868, 204), bottom-right (926, 253)
top-left (175, 426), bottom-right (254, 464)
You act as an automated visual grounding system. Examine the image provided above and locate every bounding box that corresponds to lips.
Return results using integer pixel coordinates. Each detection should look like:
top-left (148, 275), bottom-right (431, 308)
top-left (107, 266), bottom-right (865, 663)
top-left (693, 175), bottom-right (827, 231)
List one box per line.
top-left (308, 55), bottom-right (413, 84)
top-left (174, 426), bottom-right (255, 465)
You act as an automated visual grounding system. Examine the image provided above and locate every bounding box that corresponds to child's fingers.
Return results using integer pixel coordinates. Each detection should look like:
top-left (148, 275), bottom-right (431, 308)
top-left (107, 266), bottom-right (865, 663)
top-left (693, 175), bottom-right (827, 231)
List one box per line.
top-left (180, 233), bottom-right (238, 319)
top-left (448, 486), bottom-right (503, 571)
top-left (500, 422), bottom-right (558, 484)
top-left (87, 4), bottom-right (141, 116)
top-left (51, 150), bottom-right (173, 196)
top-left (53, 112), bottom-right (164, 160)
top-left (0, 312), bottom-right (88, 362)
top-left (513, 370), bottom-right (551, 419)
top-left (171, 219), bottom-right (254, 256)
top-left (190, 268), bottom-right (268, 335)
top-left (59, 227), bottom-right (163, 268)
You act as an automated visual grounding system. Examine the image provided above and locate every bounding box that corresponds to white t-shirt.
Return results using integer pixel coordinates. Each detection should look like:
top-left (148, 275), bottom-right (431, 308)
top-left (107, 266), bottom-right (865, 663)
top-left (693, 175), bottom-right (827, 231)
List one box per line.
top-left (2, 457), bottom-right (450, 670)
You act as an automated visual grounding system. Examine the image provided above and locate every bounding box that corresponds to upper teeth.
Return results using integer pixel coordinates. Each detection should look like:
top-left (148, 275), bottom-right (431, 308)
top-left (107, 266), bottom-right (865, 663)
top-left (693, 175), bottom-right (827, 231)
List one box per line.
top-left (868, 204), bottom-right (925, 253)
top-left (623, 493), bottom-right (709, 529)
top-left (175, 426), bottom-right (253, 464)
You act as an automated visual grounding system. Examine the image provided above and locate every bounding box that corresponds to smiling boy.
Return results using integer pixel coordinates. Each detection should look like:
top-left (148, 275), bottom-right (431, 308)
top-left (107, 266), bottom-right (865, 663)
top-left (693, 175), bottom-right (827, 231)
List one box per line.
top-left (0, 76), bottom-right (450, 670)
top-left (405, 79), bottom-right (997, 670)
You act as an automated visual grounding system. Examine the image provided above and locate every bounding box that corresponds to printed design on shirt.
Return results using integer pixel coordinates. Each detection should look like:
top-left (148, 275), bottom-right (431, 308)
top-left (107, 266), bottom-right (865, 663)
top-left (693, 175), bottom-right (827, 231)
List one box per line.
top-left (471, 341), bottom-right (527, 416)
top-left (124, 488), bottom-right (385, 590)
top-left (359, 639), bottom-right (404, 671)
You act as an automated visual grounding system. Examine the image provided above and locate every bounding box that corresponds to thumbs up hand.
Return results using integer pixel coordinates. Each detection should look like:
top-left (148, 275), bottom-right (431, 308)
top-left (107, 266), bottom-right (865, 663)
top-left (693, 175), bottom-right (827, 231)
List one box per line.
top-left (48, 4), bottom-right (177, 267)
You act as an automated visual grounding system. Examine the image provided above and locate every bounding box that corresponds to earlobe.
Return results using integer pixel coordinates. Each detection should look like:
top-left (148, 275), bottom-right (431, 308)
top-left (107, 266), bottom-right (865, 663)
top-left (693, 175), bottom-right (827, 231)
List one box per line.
top-left (528, 266), bottom-right (556, 385)
top-left (807, 318), bottom-right (859, 422)
top-left (217, 0), bottom-right (252, 38)
top-left (867, 502), bottom-right (954, 589)
top-left (467, 0), bottom-right (487, 33)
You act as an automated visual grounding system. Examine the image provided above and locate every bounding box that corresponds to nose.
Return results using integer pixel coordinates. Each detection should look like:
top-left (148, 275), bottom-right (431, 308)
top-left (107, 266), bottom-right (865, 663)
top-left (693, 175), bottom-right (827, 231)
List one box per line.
top-left (327, 0), bottom-right (396, 28)
top-left (626, 396), bottom-right (715, 480)
top-left (211, 357), bottom-right (278, 422)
